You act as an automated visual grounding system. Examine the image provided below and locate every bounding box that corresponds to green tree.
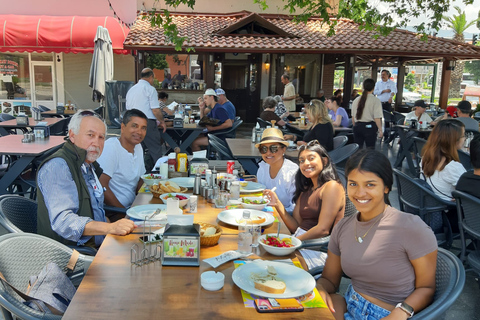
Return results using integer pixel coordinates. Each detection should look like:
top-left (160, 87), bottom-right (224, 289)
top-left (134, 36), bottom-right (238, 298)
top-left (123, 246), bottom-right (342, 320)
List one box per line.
top-left (443, 6), bottom-right (479, 98)
top-left (145, 0), bottom-right (474, 51)
top-left (464, 60), bottom-right (480, 85)
top-left (404, 73), bottom-right (416, 91)
top-left (147, 53), bottom-right (168, 70)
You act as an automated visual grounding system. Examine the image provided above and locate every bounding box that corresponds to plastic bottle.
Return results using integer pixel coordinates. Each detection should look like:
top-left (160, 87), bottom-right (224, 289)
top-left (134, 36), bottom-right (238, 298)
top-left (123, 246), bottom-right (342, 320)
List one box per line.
top-left (230, 181), bottom-right (240, 200)
top-left (238, 210), bottom-right (252, 254)
top-left (205, 169), bottom-right (212, 187)
top-left (251, 125), bottom-right (256, 143)
top-left (168, 153), bottom-right (176, 173)
top-left (211, 166), bottom-right (218, 187)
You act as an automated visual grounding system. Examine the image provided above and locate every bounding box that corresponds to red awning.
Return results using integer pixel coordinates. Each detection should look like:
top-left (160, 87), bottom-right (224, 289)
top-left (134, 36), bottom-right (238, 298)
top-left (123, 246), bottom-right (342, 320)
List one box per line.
top-left (0, 15), bottom-right (130, 54)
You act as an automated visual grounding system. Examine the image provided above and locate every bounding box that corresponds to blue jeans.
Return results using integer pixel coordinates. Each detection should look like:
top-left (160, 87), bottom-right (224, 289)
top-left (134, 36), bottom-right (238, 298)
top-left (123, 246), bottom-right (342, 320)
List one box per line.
top-left (344, 284), bottom-right (391, 320)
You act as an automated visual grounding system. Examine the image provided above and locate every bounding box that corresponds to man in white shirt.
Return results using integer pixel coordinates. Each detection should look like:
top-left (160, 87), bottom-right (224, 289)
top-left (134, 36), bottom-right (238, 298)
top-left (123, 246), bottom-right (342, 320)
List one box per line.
top-left (374, 69), bottom-right (397, 112)
top-left (404, 100), bottom-right (433, 125)
top-left (97, 109), bottom-right (147, 221)
top-left (281, 74), bottom-right (296, 112)
top-left (126, 68), bottom-right (166, 164)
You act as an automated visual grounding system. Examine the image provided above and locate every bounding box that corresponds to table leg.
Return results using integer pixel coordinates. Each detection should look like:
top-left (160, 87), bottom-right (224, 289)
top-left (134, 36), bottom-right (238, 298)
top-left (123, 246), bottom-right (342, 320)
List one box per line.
top-left (178, 131), bottom-right (202, 153)
top-left (0, 156), bottom-right (35, 195)
top-left (161, 131), bottom-right (180, 153)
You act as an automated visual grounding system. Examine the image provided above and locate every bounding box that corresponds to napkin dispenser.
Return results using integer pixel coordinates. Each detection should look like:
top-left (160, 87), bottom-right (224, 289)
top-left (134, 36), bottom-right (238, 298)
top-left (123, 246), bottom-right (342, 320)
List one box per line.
top-left (162, 224), bottom-right (200, 266)
top-left (56, 105), bottom-right (64, 114)
top-left (16, 115), bottom-right (29, 126)
top-left (173, 118), bottom-right (184, 128)
top-left (33, 124), bottom-right (50, 139)
top-left (189, 158), bottom-right (209, 176)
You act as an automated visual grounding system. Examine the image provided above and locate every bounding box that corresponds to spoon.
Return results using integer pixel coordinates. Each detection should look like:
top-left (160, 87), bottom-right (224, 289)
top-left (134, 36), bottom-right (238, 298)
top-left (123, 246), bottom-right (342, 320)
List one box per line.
top-left (264, 186), bottom-right (277, 204)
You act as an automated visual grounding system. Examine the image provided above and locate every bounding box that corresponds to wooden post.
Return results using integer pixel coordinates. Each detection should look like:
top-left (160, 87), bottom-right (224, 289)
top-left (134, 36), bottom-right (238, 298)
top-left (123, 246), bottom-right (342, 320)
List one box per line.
top-left (396, 64), bottom-right (406, 110)
top-left (438, 60), bottom-right (452, 109)
top-left (371, 59), bottom-right (378, 82)
top-left (343, 54), bottom-right (355, 110)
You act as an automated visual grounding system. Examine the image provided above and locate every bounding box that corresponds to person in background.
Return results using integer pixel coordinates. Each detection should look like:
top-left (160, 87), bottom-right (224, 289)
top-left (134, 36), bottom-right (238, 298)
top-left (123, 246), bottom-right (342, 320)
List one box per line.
top-left (404, 100), bottom-right (433, 125)
top-left (334, 89), bottom-right (343, 104)
top-left (297, 100), bottom-right (334, 151)
top-left (37, 110), bottom-right (136, 249)
top-left (192, 88), bottom-right (232, 151)
top-left (351, 89), bottom-right (360, 101)
top-left (273, 95), bottom-right (289, 121)
top-left (351, 78), bottom-right (383, 148)
top-left (256, 128), bottom-right (298, 213)
top-left (456, 136), bottom-right (480, 198)
top-left (281, 74), bottom-right (296, 112)
top-left (317, 149), bottom-right (437, 320)
top-left (455, 100), bottom-right (479, 131)
top-left (260, 96), bottom-right (286, 127)
top-left (216, 88), bottom-right (236, 120)
top-left (317, 89), bottom-right (326, 102)
top-left (126, 68), bottom-right (166, 164)
top-left (158, 91), bottom-right (174, 118)
top-left (264, 140), bottom-right (344, 240)
top-left (374, 69), bottom-right (397, 112)
top-left (421, 119), bottom-right (466, 201)
top-left (446, 106), bottom-right (458, 118)
top-left (97, 109), bottom-right (147, 222)
top-left (326, 96), bottom-right (350, 127)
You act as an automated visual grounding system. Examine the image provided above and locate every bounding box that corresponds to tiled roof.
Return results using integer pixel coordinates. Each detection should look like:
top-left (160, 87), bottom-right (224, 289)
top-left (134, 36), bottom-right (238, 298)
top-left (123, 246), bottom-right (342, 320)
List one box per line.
top-left (124, 11), bottom-right (480, 59)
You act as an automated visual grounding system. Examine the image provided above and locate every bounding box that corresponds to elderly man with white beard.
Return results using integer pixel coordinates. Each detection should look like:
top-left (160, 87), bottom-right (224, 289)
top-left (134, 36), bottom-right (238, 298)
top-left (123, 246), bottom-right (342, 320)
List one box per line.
top-left (36, 110), bottom-right (136, 250)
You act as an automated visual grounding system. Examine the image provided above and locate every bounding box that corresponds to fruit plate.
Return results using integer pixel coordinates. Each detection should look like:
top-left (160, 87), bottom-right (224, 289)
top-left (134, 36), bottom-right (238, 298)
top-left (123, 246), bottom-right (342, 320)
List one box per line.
top-left (217, 209), bottom-right (274, 227)
top-left (232, 260), bottom-right (315, 298)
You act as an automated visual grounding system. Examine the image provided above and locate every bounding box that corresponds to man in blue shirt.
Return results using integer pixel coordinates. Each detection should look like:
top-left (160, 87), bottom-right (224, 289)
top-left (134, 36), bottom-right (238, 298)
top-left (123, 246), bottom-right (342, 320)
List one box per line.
top-left (216, 88), bottom-right (236, 120)
top-left (37, 110), bottom-right (136, 249)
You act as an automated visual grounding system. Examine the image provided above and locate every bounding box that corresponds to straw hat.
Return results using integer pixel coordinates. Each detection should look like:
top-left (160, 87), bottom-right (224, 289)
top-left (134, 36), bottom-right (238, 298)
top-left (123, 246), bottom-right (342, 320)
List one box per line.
top-left (255, 128), bottom-right (289, 148)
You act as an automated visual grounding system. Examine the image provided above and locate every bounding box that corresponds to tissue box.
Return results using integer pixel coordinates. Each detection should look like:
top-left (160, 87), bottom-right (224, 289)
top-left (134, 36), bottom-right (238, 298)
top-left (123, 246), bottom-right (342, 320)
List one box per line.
top-left (162, 224), bottom-right (200, 266)
top-left (56, 106), bottom-right (64, 114)
top-left (173, 118), bottom-right (184, 128)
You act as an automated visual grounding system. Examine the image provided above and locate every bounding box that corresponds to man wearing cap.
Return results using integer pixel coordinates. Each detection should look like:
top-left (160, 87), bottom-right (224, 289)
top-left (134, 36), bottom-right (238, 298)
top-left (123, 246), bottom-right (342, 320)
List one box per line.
top-left (216, 88), bottom-right (236, 120)
top-left (374, 69), bottom-right (397, 112)
top-left (404, 100), bottom-right (433, 125)
top-left (456, 101), bottom-right (479, 131)
top-left (192, 88), bottom-right (233, 151)
top-left (126, 68), bottom-right (166, 164)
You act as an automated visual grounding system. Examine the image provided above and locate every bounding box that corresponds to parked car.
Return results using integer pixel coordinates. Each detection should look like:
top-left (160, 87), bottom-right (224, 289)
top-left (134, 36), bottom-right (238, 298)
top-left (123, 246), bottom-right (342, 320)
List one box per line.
top-left (402, 88), bottom-right (422, 103)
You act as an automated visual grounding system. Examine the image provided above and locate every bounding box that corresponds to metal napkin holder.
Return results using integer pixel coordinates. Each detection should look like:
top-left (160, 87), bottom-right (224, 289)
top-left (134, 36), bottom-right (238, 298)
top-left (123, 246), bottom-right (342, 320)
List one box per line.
top-left (130, 215), bottom-right (164, 266)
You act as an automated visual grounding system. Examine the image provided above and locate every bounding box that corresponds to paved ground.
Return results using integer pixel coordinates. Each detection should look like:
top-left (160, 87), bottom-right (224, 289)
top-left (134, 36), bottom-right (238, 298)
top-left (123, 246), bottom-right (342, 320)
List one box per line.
top-left (0, 123), bottom-right (478, 319)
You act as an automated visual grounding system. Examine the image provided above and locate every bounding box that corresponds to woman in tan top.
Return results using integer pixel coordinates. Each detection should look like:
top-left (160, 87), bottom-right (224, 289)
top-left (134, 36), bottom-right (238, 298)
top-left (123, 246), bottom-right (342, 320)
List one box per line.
top-left (263, 140), bottom-right (345, 241)
top-left (317, 149), bottom-right (437, 320)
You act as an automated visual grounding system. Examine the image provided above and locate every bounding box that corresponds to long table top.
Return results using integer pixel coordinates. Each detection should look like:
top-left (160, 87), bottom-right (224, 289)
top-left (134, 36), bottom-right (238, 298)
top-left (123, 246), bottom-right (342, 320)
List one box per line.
top-left (63, 192), bottom-right (334, 319)
top-left (0, 117), bottom-right (65, 128)
top-left (0, 135), bottom-right (65, 156)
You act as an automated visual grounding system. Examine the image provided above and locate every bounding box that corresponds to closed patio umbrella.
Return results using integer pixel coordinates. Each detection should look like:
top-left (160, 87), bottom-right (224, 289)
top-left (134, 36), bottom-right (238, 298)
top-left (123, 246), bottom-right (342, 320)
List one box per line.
top-left (89, 26), bottom-right (114, 102)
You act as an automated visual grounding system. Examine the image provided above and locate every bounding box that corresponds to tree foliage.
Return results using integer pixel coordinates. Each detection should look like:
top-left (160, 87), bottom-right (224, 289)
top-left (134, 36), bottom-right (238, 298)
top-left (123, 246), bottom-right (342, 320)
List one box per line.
top-left (145, 0), bottom-right (475, 51)
top-left (147, 53), bottom-right (168, 70)
top-left (404, 73), bottom-right (416, 91)
top-left (442, 6), bottom-right (478, 38)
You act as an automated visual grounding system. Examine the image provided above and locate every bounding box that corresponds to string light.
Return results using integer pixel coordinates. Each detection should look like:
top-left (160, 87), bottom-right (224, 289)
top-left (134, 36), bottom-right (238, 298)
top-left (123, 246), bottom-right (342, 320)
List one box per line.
top-left (106, 0), bottom-right (134, 28)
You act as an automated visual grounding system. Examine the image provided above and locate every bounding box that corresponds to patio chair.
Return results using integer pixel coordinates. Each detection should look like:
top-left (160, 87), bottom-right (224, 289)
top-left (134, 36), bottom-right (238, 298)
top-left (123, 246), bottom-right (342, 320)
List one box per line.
top-left (256, 117), bottom-right (271, 129)
top-left (0, 114), bottom-right (26, 135)
top-left (307, 248), bottom-right (465, 320)
top-left (0, 233), bottom-right (94, 320)
top-left (458, 149), bottom-right (473, 171)
top-left (383, 110), bottom-right (395, 144)
top-left (37, 105), bottom-right (50, 112)
top-left (412, 137), bottom-right (427, 172)
top-left (452, 190), bottom-right (480, 268)
top-left (333, 135), bottom-right (348, 150)
top-left (393, 169), bottom-right (456, 248)
top-left (207, 134), bottom-right (235, 160)
top-left (328, 143), bottom-right (359, 169)
top-left (219, 118), bottom-right (243, 139)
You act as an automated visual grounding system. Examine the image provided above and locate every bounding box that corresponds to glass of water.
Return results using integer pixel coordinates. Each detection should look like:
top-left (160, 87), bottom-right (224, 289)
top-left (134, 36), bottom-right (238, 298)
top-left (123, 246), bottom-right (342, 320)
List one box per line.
top-left (215, 191), bottom-right (229, 208)
top-left (250, 225), bottom-right (262, 248)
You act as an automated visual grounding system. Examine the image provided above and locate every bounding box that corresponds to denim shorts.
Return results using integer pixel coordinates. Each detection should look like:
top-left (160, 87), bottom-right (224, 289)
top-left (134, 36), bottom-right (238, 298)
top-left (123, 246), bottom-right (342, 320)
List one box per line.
top-left (344, 284), bottom-right (391, 320)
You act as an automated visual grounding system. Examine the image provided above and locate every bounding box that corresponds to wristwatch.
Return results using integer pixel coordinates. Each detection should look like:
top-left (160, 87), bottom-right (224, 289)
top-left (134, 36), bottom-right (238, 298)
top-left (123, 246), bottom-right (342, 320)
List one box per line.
top-left (395, 302), bottom-right (414, 318)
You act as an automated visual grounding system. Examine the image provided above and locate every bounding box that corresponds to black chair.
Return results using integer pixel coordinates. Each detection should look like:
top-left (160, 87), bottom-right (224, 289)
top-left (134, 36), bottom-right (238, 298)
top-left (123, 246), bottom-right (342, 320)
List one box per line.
top-left (37, 105), bottom-right (50, 112)
top-left (307, 248), bottom-right (465, 320)
top-left (207, 134), bottom-right (235, 160)
top-left (218, 118), bottom-right (243, 139)
top-left (412, 137), bottom-right (427, 173)
top-left (328, 143), bottom-right (359, 169)
top-left (393, 169), bottom-right (456, 248)
top-left (452, 190), bottom-right (480, 267)
top-left (256, 117), bottom-right (271, 129)
top-left (333, 135), bottom-right (348, 150)
top-left (383, 110), bottom-right (395, 144)
top-left (458, 149), bottom-right (473, 171)
top-left (0, 114), bottom-right (20, 135)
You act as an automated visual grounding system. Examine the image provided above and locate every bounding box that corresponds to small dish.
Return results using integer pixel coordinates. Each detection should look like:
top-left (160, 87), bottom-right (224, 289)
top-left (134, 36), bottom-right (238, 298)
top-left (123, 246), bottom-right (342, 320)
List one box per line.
top-left (141, 173), bottom-right (165, 187)
top-left (241, 196), bottom-right (269, 210)
top-left (201, 271), bottom-right (225, 291)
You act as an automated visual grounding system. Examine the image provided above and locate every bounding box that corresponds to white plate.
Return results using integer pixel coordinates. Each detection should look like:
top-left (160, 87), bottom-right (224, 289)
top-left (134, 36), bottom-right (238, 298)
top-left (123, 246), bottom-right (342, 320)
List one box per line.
top-left (240, 181), bottom-right (266, 193)
top-left (168, 177), bottom-right (206, 189)
top-left (217, 209), bottom-right (274, 227)
top-left (126, 204), bottom-right (167, 221)
top-left (232, 260), bottom-right (316, 298)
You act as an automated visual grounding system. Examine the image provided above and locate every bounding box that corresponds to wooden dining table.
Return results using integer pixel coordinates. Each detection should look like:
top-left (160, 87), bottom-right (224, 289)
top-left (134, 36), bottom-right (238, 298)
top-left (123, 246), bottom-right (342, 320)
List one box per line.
top-left (41, 109), bottom-right (76, 117)
top-left (63, 192), bottom-right (335, 320)
top-left (0, 117), bottom-right (67, 136)
top-left (226, 138), bottom-right (298, 175)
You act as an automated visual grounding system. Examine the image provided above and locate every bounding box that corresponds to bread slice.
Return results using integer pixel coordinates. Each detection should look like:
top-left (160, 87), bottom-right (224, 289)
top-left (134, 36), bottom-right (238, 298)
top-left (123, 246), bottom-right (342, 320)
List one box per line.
top-left (167, 181), bottom-right (181, 192)
top-left (159, 181), bottom-right (171, 193)
top-left (254, 280), bottom-right (286, 294)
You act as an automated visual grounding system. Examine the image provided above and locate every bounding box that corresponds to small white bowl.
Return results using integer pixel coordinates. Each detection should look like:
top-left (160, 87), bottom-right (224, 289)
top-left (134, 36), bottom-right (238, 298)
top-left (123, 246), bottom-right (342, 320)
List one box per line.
top-left (141, 174), bottom-right (165, 187)
top-left (160, 193), bottom-right (190, 208)
top-left (201, 271), bottom-right (225, 291)
top-left (241, 196), bottom-right (269, 210)
top-left (258, 234), bottom-right (302, 256)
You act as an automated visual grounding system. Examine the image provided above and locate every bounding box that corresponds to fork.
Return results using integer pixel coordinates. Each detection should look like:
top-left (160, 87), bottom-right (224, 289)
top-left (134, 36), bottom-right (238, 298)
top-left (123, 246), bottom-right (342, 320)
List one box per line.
top-left (148, 208), bottom-right (162, 220)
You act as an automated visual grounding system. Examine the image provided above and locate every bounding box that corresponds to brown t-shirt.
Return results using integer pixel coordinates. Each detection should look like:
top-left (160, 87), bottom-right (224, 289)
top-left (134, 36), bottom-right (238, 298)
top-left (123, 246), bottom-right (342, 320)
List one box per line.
top-left (297, 185), bottom-right (343, 231)
top-left (328, 206), bottom-right (437, 305)
top-left (260, 110), bottom-right (281, 123)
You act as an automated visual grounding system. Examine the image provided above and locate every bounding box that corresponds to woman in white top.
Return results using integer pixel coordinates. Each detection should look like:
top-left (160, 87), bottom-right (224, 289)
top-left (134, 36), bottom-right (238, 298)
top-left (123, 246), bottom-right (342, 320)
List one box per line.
top-left (421, 119), bottom-right (466, 201)
top-left (256, 128), bottom-right (298, 212)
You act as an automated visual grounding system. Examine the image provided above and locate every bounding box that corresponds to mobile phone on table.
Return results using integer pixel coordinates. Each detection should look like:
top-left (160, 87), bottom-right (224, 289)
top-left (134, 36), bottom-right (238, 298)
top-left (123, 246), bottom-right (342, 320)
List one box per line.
top-left (254, 298), bottom-right (304, 313)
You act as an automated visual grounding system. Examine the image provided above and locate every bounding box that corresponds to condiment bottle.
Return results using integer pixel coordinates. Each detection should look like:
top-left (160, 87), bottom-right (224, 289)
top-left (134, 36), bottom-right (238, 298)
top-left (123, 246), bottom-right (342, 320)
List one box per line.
top-left (177, 153), bottom-right (188, 172)
top-left (168, 153), bottom-right (177, 173)
top-left (211, 166), bottom-right (218, 187)
top-left (238, 210), bottom-right (252, 254)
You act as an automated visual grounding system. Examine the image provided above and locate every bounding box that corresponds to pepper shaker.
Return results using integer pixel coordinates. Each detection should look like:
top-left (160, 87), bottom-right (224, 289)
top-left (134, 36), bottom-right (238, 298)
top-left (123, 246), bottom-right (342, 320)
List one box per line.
top-left (193, 173), bottom-right (202, 195)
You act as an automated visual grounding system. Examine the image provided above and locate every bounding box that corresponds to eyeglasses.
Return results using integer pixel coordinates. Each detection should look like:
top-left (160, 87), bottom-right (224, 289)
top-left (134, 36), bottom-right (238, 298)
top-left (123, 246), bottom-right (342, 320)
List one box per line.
top-left (79, 110), bottom-right (103, 121)
top-left (298, 140), bottom-right (320, 152)
top-left (258, 145), bottom-right (281, 154)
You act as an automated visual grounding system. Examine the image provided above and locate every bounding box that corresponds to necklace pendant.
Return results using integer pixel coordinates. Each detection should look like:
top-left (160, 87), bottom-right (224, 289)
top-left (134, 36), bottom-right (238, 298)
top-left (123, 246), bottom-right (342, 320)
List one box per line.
top-left (357, 237), bottom-right (363, 243)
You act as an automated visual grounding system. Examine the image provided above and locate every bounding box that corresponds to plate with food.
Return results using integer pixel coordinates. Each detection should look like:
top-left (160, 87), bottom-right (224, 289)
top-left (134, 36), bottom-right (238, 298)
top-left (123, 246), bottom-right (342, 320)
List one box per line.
top-left (150, 181), bottom-right (188, 198)
top-left (168, 177), bottom-right (206, 189)
top-left (159, 193), bottom-right (190, 208)
top-left (239, 181), bottom-right (266, 193)
top-left (217, 209), bottom-right (274, 227)
top-left (232, 260), bottom-right (315, 298)
top-left (126, 204), bottom-right (167, 221)
top-left (258, 234), bottom-right (302, 256)
top-left (241, 196), bottom-right (269, 210)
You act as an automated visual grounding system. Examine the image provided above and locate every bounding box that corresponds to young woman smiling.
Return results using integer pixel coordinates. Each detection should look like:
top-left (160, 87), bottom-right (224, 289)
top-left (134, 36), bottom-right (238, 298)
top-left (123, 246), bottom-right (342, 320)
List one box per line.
top-left (256, 128), bottom-right (298, 212)
top-left (264, 140), bottom-right (344, 240)
top-left (317, 149), bottom-right (437, 320)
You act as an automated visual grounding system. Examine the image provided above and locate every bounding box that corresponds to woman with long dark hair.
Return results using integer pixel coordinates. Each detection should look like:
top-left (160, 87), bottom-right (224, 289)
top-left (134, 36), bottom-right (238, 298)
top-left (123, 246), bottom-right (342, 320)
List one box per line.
top-left (351, 79), bottom-right (383, 148)
top-left (326, 95), bottom-right (349, 127)
top-left (263, 140), bottom-right (345, 240)
top-left (317, 149), bottom-right (437, 320)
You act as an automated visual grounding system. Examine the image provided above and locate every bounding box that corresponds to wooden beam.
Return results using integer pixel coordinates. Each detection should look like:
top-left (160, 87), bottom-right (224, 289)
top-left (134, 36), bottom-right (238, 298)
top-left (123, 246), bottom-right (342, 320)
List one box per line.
top-left (396, 64), bottom-right (406, 110)
top-left (438, 60), bottom-right (452, 109)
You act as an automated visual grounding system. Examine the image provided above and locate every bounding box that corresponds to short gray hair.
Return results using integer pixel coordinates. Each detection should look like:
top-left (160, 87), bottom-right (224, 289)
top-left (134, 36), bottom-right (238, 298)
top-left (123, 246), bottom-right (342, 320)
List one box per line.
top-left (273, 95), bottom-right (282, 103)
top-left (263, 96), bottom-right (278, 110)
top-left (68, 109), bottom-right (107, 135)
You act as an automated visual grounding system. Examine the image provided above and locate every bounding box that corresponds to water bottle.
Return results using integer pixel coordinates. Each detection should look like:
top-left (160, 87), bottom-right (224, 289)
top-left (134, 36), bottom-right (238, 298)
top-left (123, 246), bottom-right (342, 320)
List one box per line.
top-left (238, 210), bottom-right (252, 254)
top-left (251, 126), bottom-right (256, 143)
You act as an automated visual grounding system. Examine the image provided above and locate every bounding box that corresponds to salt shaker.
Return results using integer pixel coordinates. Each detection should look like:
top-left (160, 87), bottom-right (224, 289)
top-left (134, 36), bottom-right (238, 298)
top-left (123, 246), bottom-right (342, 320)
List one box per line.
top-left (189, 195), bottom-right (198, 213)
top-left (193, 173), bottom-right (202, 195)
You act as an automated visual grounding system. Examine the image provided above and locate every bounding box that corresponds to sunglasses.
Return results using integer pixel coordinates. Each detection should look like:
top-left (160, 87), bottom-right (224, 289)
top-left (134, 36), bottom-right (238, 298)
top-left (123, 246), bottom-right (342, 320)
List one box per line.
top-left (258, 145), bottom-right (281, 154)
top-left (298, 139), bottom-right (320, 152)
top-left (79, 110), bottom-right (104, 121)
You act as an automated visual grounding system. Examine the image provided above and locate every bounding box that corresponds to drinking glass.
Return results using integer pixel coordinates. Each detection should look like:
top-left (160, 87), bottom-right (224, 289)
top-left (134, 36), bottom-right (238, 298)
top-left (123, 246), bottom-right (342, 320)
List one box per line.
top-left (215, 191), bottom-right (229, 208)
